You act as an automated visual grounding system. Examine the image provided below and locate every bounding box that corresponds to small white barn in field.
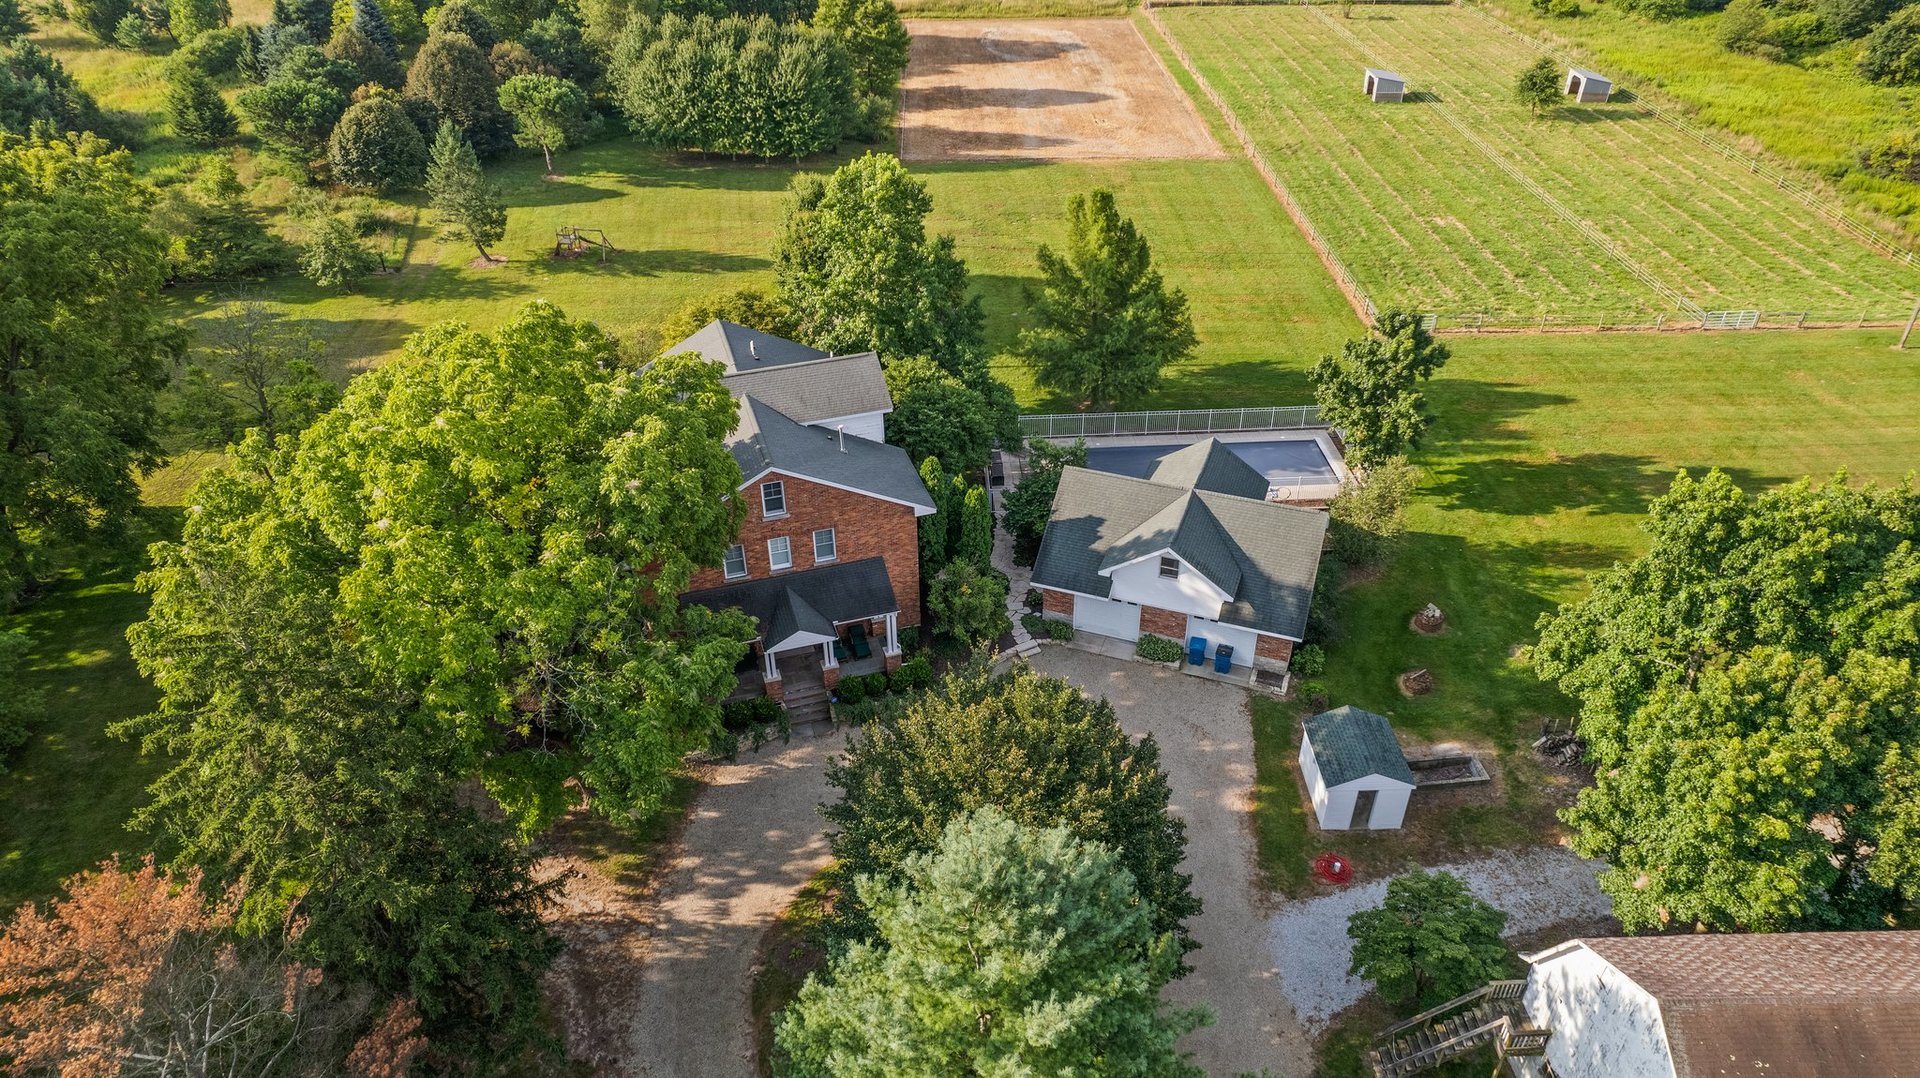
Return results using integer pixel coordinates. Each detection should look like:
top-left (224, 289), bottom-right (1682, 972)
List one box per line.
top-left (1564, 67), bottom-right (1612, 103)
top-left (1362, 68), bottom-right (1406, 103)
top-left (1300, 706), bottom-right (1415, 830)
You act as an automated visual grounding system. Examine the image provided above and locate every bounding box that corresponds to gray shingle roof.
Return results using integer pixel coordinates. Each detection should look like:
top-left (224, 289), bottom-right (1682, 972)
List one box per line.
top-left (1303, 706), bottom-right (1414, 787)
top-left (722, 353), bottom-right (890, 426)
top-left (731, 397), bottom-right (934, 513)
top-left (682, 556), bottom-right (898, 643)
top-left (1568, 67), bottom-right (1610, 84)
top-left (1031, 467), bottom-right (1327, 639)
top-left (664, 319), bottom-right (829, 373)
top-left (1147, 439), bottom-right (1272, 500)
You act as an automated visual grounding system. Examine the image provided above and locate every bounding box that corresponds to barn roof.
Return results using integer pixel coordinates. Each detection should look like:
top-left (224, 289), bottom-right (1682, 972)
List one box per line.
top-left (1364, 67), bottom-right (1406, 84)
top-left (1303, 706), bottom-right (1414, 787)
top-left (1562, 932), bottom-right (1920, 1078)
top-left (1568, 67), bottom-right (1610, 84)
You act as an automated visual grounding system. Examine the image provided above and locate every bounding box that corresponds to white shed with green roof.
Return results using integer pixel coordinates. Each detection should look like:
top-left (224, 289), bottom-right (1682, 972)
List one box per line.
top-left (1301, 706), bottom-right (1415, 830)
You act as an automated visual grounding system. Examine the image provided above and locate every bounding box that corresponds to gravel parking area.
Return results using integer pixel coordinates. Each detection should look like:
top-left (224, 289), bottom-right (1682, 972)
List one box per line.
top-left (1029, 648), bottom-right (1314, 1078)
top-left (1267, 847), bottom-right (1611, 1031)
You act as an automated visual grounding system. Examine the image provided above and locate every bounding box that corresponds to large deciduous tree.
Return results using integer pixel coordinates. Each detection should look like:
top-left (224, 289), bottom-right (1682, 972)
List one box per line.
top-left (0, 134), bottom-right (174, 609)
top-left (1017, 188), bottom-right (1196, 411)
top-left (823, 665), bottom-right (1202, 963)
top-left (406, 29), bottom-right (509, 155)
top-left (778, 808), bottom-right (1209, 1077)
top-left (328, 88), bottom-right (428, 190)
top-left (811, 0), bottom-right (907, 99)
top-left (774, 152), bottom-right (986, 367)
top-left (1535, 470), bottom-right (1920, 931)
top-left (497, 71), bottom-right (586, 174)
top-left (1309, 308), bottom-right (1450, 468)
top-left (881, 356), bottom-right (994, 471)
top-left (1348, 869), bottom-right (1511, 1008)
top-left (426, 120), bottom-right (506, 260)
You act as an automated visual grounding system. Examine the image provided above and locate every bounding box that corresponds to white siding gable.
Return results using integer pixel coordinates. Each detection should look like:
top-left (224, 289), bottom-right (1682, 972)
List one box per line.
top-left (819, 409), bottom-right (887, 443)
top-left (1522, 944), bottom-right (1675, 1078)
top-left (1105, 553), bottom-right (1227, 619)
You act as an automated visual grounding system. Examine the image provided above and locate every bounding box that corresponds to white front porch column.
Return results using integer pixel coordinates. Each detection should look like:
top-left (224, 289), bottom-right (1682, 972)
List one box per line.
top-left (762, 647), bottom-right (779, 682)
top-left (821, 639), bottom-right (838, 669)
top-left (883, 611), bottom-right (900, 656)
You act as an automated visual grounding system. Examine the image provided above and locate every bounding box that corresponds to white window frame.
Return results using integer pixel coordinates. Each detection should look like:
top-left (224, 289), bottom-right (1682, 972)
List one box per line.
top-left (761, 480), bottom-right (787, 519)
top-left (723, 544), bottom-right (747, 580)
top-left (1159, 555), bottom-right (1181, 579)
top-left (813, 528), bottom-right (837, 564)
top-left (768, 536), bottom-right (793, 572)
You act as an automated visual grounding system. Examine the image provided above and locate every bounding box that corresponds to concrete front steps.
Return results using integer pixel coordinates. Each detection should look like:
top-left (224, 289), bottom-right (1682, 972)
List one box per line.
top-left (782, 681), bottom-right (832, 726)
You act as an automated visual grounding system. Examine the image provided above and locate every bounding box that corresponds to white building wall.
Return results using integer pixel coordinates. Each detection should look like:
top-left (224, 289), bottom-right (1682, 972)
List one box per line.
top-left (1314, 777), bottom-right (1413, 830)
top-left (824, 409), bottom-right (888, 443)
top-left (1185, 615), bottom-right (1259, 666)
top-left (1106, 555), bottom-right (1226, 620)
top-left (1522, 945), bottom-right (1675, 1078)
top-left (1300, 737), bottom-right (1330, 821)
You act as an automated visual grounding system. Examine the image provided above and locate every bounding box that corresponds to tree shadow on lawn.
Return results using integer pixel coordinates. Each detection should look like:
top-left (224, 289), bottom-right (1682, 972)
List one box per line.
top-left (1429, 453), bottom-right (1781, 518)
top-left (514, 247), bottom-right (771, 279)
top-left (495, 174), bottom-right (631, 210)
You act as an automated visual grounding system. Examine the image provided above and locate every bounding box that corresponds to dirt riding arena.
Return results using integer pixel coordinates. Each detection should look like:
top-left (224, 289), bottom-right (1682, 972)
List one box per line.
top-left (899, 19), bottom-right (1225, 162)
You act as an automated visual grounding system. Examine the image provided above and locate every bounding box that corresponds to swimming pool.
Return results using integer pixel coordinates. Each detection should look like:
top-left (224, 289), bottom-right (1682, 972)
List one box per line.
top-left (1083, 439), bottom-right (1337, 487)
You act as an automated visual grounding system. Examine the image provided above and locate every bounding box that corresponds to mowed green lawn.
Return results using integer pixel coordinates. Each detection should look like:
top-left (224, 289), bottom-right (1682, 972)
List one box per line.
top-left (172, 142), bottom-right (1362, 405)
top-left (1317, 326), bottom-right (1920, 749)
top-left (1157, 5), bottom-right (1918, 322)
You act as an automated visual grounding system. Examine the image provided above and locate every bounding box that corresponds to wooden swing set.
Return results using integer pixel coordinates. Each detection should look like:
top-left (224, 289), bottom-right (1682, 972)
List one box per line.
top-left (553, 226), bottom-right (615, 264)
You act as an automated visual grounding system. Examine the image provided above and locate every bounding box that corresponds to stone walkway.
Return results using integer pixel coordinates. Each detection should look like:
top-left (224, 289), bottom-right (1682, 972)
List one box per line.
top-left (991, 493), bottom-right (1040, 661)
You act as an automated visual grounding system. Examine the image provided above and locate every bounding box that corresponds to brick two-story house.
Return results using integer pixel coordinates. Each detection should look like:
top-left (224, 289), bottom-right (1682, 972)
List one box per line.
top-left (670, 321), bottom-right (935, 701)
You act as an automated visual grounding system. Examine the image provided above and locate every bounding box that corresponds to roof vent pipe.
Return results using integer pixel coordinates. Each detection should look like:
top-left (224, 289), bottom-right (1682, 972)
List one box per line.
top-left (749, 339), bottom-right (758, 361)
top-left (837, 425), bottom-right (846, 452)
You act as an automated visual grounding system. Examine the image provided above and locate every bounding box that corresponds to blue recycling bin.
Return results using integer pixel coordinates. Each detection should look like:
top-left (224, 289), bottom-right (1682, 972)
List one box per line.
top-left (1187, 636), bottom-right (1207, 665)
top-left (1214, 643), bottom-right (1235, 674)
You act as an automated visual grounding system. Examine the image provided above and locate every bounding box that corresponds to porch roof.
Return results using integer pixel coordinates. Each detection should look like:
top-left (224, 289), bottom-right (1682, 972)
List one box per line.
top-left (682, 556), bottom-right (898, 646)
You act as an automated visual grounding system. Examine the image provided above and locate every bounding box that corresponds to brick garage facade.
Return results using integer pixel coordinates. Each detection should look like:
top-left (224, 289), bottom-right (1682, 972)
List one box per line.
top-left (1254, 633), bottom-right (1294, 672)
top-left (1040, 588), bottom-right (1074, 619)
top-left (687, 471), bottom-right (923, 627)
top-left (1140, 605), bottom-right (1186, 640)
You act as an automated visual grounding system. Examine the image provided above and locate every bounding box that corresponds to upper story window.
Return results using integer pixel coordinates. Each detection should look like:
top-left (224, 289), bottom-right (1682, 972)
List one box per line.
top-left (1159, 555), bottom-right (1181, 579)
top-left (813, 528), bottom-right (837, 563)
top-left (723, 544), bottom-right (747, 580)
top-left (761, 480), bottom-right (787, 519)
top-left (768, 536), bottom-right (793, 572)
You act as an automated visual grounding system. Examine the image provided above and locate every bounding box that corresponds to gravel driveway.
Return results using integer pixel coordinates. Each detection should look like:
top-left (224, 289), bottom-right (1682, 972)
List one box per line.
top-left (547, 723), bottom-right (845, 1077)
top-left (1268, 847), bottom-right (1611, 1032)
top-left (1030, 648), bottom-right (1315, 1078)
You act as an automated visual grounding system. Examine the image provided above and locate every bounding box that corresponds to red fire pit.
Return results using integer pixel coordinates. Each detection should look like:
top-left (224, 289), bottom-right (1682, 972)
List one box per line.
top-left (1312, 852), bottom-right (1354, 885)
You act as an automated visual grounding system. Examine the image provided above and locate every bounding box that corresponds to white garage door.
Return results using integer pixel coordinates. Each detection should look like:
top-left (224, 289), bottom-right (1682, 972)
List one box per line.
top-left (1072, 595), bottom-right (1142, 640)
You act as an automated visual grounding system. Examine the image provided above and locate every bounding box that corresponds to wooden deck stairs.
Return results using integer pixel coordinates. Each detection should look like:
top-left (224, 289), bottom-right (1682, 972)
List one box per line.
top-left (1368, 980), bottom-right (1550, 1077)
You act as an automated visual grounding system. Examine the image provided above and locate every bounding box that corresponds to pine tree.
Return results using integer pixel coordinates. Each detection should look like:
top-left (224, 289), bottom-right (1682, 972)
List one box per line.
top-left (349, 0), bottom-right (396, 56)
top-left (0, 0), bottom-right (35, 39)
top-left (496, 72), bottom-right (585, 174)
top-left (165, 62), bottom-right (237, 144)
top-left (1017, 188), bottom-right (1196, 411)
top-left (779, 808), bottom-right (1208, 1076)
top-left (426, 120), bottom-right (505, 261)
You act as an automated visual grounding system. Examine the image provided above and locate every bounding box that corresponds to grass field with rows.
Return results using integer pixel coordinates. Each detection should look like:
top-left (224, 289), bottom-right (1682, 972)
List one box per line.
top-left (1157, 4), bottom-right (1918, 322)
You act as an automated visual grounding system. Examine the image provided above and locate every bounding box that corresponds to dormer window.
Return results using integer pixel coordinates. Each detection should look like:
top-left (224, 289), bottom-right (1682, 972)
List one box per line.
top-left (761, 480), bottom-right (787, 519)
top-left (1159, 555), bottom-right (1181, 579)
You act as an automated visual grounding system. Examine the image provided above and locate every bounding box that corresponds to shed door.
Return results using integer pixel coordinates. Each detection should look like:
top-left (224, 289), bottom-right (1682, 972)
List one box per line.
top-left (1353, 789), bottom-right (1377, 829)
top-left (1072, 596), bottom-right (1141, 640)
